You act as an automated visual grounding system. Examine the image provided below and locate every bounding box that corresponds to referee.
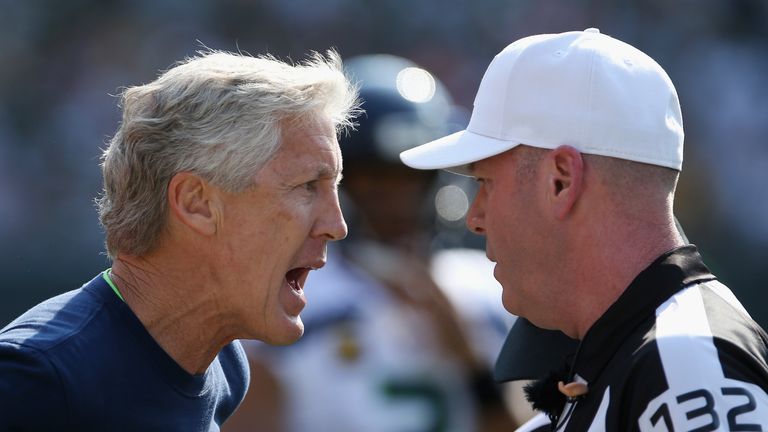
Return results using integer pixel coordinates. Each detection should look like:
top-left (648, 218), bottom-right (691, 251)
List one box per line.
top-left (400, 29), bottom-right (768, 430)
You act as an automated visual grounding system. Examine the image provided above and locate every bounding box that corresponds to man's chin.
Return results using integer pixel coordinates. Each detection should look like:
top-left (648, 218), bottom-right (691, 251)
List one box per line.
top-left (501, 292), bottom-right (519, 316)
top-left (261, 318), bottom-right (304, 346)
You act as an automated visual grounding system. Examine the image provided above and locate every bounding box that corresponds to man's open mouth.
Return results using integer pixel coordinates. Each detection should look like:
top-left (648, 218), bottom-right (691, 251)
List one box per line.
top-left (285, 267), bottom-right (310, 291)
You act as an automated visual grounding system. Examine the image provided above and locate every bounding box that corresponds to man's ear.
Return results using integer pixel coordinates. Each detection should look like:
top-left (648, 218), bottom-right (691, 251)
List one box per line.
top-left (167, 172), bottom-right (218, 236)
top-left (545, 145), bottom-right (584, 220)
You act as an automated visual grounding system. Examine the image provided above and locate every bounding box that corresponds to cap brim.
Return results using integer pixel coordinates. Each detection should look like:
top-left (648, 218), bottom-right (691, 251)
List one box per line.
top-left (399, 129), bottom-right (521, 176)
top-left (494, 318), bottom-right (579, 382)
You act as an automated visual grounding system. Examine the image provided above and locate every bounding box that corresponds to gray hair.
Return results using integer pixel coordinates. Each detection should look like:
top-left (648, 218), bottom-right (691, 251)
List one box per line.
top-left (97, 49), bottom-right (360, 258)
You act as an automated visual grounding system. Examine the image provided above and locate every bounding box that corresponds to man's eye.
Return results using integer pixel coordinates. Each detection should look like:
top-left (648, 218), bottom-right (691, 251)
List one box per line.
top-left (301, 180), bottom-right (318, 192)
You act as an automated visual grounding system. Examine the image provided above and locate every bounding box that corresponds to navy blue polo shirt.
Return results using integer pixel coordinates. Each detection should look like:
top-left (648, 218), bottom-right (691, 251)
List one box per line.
top-left (0, 273), bottom-right (249, 431)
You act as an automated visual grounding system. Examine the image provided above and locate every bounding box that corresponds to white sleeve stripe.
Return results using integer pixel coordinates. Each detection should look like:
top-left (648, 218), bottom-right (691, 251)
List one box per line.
top-left (655, 285), bottom-right (725, 388)
top-left (704, 279), bottom-right (751, 318)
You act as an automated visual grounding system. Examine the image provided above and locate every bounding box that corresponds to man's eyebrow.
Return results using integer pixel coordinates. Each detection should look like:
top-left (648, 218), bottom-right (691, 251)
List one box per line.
top-left (312, 164), bottom-right (342, 179)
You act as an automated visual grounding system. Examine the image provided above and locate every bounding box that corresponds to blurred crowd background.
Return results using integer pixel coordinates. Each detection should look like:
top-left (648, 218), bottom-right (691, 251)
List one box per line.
top-left (1, 0), bottom-right (767, 329)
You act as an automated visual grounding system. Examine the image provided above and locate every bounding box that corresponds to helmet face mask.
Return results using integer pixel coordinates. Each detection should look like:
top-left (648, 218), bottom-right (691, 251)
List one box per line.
top-left (339, 54), bottom-right (472, 252)
top-left (342, 163), bottom-right (435, 247)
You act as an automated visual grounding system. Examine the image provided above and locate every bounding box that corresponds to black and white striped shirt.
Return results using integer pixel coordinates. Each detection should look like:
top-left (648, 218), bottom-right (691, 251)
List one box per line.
top-left (522, 245), bottom-right (768, 431)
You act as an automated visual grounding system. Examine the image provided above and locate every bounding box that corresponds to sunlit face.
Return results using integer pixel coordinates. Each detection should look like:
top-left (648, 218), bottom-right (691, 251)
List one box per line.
top-left (214, 115), bottom-right (347, 345)
top-left (466, 148), bottom-right (550, 322)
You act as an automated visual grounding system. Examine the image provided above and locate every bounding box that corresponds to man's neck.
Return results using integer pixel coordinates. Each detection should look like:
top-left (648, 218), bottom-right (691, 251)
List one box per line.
top-left (110, 256), bottom-right (237, 375)
top-left (568, 218), bottom-right (685, 339)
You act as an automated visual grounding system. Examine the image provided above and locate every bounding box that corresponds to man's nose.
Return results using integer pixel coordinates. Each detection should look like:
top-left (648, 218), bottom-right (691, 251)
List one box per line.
top-left (314, 193), bottom-right (348, 241)
top-left (465, 196), bottom-right (486, 235)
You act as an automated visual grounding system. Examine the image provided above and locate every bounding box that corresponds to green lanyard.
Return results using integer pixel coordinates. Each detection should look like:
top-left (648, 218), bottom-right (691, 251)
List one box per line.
top-left (102, 269), bottom-right (125, 302)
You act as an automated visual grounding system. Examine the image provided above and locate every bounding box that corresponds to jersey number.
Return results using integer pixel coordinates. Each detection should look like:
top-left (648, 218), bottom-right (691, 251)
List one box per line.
top-left (648, 387), bottom-right (762, 431)
top-left (383, 380), bottom-right (449, 432)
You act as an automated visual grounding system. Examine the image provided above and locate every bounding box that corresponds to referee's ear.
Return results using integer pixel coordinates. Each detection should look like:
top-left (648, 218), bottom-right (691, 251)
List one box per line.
top-left (545, 145), bottom-right (584, 220)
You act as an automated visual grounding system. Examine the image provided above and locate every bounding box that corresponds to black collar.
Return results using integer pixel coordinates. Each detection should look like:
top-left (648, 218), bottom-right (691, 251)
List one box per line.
top-left (571, 244), bottom-right (716, 383)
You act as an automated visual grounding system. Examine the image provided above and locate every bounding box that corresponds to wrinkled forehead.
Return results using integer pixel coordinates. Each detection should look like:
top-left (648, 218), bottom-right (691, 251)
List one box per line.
top-left (270, 118), bottom-right (341, 175)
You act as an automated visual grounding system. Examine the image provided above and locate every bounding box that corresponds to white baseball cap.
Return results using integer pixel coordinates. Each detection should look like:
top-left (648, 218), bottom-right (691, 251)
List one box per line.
top-left (399, 28), bottom-right (684, 175)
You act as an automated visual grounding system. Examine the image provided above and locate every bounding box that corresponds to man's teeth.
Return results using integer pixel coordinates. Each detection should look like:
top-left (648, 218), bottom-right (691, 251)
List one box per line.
top-left (288, 279), bottom-right (300, 291)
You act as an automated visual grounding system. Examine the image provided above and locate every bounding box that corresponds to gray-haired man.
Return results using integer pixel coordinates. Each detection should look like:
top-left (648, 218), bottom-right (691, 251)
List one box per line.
top-left (0, 50), bottom-right (358, 430)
